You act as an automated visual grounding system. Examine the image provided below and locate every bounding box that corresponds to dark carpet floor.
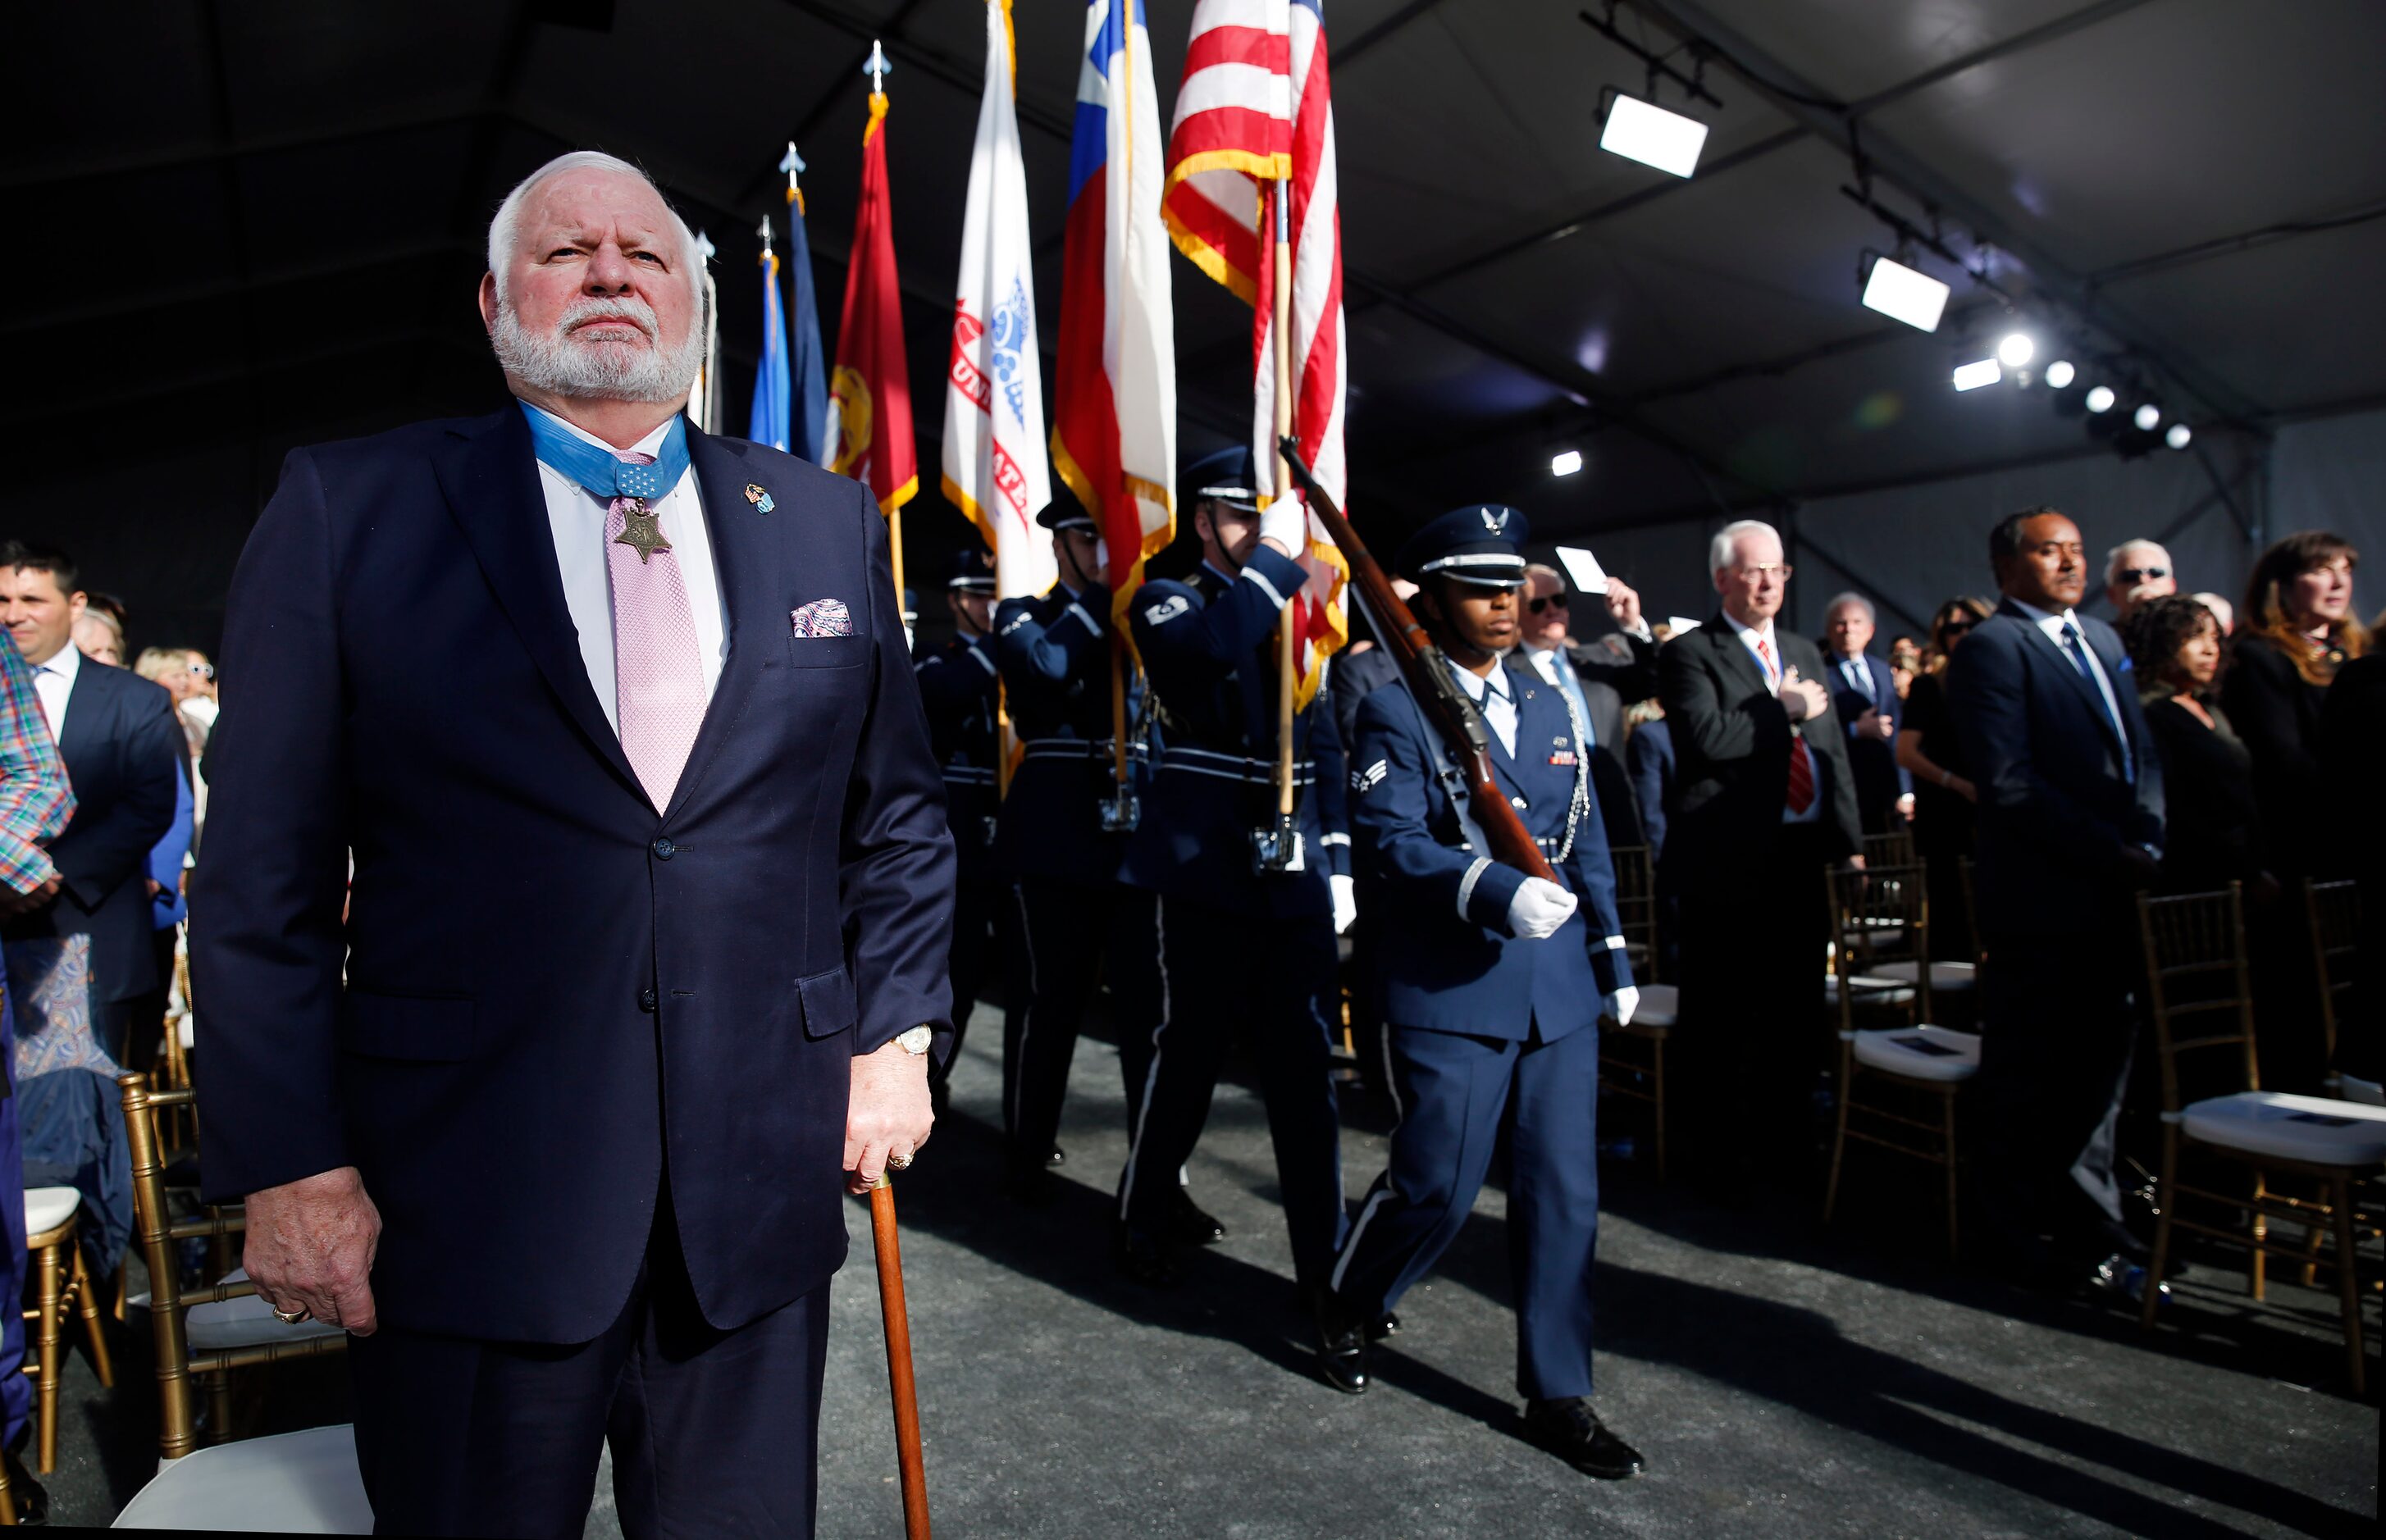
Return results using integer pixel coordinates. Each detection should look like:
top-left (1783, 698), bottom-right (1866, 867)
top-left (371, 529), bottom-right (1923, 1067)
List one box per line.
top-left (29, 1001), bottom-right (2379, 1536)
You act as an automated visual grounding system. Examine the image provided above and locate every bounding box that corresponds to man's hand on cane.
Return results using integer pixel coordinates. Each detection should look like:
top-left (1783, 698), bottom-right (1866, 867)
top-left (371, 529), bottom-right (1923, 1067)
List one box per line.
top-left (847, 1038), bottom-right (935, 1195)
top-left (246, 1166), bottom-right (382, 1335)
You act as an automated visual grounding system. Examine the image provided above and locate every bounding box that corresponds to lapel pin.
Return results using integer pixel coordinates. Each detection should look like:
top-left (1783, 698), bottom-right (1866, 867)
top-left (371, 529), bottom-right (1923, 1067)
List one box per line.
top-left (744, 483), bottom-right (775, 513)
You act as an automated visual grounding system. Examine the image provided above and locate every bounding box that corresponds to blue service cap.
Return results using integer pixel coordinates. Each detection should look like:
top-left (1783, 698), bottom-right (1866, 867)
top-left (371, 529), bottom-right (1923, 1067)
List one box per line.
top-left (1395, 503), bottom-right (1531, 588)
top-left (1037, 495), bottom-right (1097, 532)
top-left (1184, 444), bottom-right (1263, 513)
top-left (947, 547), bottom-right (997, 590)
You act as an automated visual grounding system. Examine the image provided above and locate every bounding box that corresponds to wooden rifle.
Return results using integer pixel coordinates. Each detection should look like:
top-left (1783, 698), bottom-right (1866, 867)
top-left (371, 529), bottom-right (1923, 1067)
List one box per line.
top-left (1277, 439), bottom-right (1557, 884)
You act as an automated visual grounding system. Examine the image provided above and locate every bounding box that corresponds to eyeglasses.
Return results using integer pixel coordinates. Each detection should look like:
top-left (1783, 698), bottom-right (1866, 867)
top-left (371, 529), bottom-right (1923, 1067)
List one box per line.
top-left (1731, 563), bottom-right (1794, 581)
top-left (187, 662), bottom-right (215, 681)
top-left (1526, 592), bottom-right (1568, 613)
top-left (2115, 566), bottom-right (2169, 583)
top-left (1940, 621), bottom-right (1974, 640)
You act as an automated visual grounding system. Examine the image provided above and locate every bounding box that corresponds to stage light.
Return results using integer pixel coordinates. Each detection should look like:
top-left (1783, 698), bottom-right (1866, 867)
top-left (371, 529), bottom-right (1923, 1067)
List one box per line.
top-left (2085, 385), bottom-right (2117, 413)
top-left (2044, 359), bottom-right (2076, 389)
top-left (1599, 92), bottom-right (1709, 178)
top-left (1551, 449), bottom-right (1584, 476)
top-left (2165, 423), bottom-right (2192, 450)
top-left (1951, 358), bottom-right (2001, 391)
top-left (1861, 256), bottom-right (1950, 333)
top-left (1996, 333), bottom-right (2035, 368)
top-left (2133, 403), bottom-right (2162, 431)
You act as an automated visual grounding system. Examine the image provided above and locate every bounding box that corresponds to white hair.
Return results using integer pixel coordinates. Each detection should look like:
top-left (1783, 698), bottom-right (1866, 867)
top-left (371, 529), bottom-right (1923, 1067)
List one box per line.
top-left (1709, 519), bottom-right (1781, 576)
top-left (487, 151), bottom-right (703, 308)
top-left (2105, 538), bottom-right (2171, 585)
top-left (1824, 592), bottom-right (1875, 624)
top-left (2192, 591), bottom-right (2235, 632)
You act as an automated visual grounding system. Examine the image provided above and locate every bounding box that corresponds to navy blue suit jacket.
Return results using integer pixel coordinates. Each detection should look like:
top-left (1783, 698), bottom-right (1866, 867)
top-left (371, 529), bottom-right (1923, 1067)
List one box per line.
top-left (191, 407), bottom-right (956, 1343)
top-left (1946, 599), bottom-right (2164, 937)
top-left (1825, 650), bottom-right (1909, 825)
top-left (1348, 661), bottom-right (1631, 1041)
top-left (1626, 718), bottom-right (1675, 862)
top-left (3, 659), bottom-right (182, 1004)
top-left (993, 585), bottom-right (1146, 889)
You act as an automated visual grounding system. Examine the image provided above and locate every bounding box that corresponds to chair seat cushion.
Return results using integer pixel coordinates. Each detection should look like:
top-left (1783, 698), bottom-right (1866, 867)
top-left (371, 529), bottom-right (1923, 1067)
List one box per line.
top-left (1850, 1024), bottom-right (1980, 1082)
top-left (1868, 959), bottom-right (1978, 991)
top-left (1823, 975), bottom-right (1915, 1006)
top-left (1611, 982), bottom-right (1677, 1031)
top-left (24, 1186), bottom-right (78, 1238)
top-left (2180, 1091), bottom-right (2386, 1168)
top-left (2334, 1073), bottom-right (2384, 1108)
top-left (185, 1269), bottom-right (349, 1352)
top-left (113, 1424), bottom-right (370, 1533)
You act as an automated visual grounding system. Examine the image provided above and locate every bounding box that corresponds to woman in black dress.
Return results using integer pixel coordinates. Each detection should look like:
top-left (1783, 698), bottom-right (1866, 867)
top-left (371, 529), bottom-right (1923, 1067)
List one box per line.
top-left (2222, 531), bottom-right (2367, 882)
top-left (2122, 597), bottom-right (2272, 897)
top-left (1896, 597), bottom-right (1992, 960)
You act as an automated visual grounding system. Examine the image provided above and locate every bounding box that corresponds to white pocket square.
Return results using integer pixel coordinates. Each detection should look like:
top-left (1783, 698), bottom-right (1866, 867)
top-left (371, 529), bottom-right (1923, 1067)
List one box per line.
top-left (789, 598), bottom-right (855, 638)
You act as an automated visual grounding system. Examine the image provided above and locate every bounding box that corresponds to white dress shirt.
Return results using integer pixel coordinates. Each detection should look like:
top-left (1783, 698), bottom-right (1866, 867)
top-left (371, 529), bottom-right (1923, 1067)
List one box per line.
top-left (30, 637), bottom-right (79, 742)
top-left (527, 403), bottom-right (728, 736)
top-left (1448, 655), bottom-right (1517, 757)
top-left (1729, 614), bottom-right (1822, 825)
top-left (2010, 598), bottom-right (2131, 778)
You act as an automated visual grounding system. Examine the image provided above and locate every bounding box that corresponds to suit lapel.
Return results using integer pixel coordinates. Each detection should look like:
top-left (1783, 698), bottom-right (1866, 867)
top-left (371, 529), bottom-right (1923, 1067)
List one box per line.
top-left (663, 429), bottom-right (773, 820)
top-left (435, 408), bottom-right (643, 800)
top-left (1999, 598), bottom-right (2124, 755)
top-left (56, 663), bottom-right (99, 775)
top-left (1709, 613), bottom-right (1770, 697)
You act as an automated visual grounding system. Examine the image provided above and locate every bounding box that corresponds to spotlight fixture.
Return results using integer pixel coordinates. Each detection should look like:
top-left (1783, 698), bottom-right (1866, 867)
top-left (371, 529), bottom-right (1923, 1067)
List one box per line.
top-left (1951, 358), bottom-right (2002, 392)
top-left (1996, 332), bottom-right (2035, 368)
top-left (2133, 403), bottom-right (2162, 431)
top-left (1598, 91), bottom-right (1709, 178)
top-left (2165, 423), bottom-right (2193, 450)
top-left (1860, 253), bottom-right (1951, 333)
top-left (2084, 385), bottom-right (2117, 413)
top-left (2044, 359), bottom-right (2076, 390)
top-left (1551, 449), bottom-right (1585, 476)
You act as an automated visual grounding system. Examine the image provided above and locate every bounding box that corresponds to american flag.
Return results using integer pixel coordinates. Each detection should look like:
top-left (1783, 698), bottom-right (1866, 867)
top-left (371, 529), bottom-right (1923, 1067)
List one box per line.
top-left (1163, 0), bottom-right (1348, 704)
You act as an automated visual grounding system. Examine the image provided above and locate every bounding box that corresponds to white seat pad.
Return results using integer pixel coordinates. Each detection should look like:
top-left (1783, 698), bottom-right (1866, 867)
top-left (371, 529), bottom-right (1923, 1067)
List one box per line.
top-left (24, 1186), bottom-right (79, 1237)
top-left (1850, 1024), bottom-right (1980, 1082)
top-left (1613, 982), bottom-right (1678, 1030)
top-left (2180, 1091), bottom-right (2386, 1168)
top-left (2334, 1074), bottom-right (2384, 1108)
top-left (114, 1424), bottom-right (370, 1533)
top-left (1870, 959), bottom-right (1977, 991)
top-left (1823, 975), bottom-right (1915, 1007)
top-left (183, 1268), bottom-right (349, 1351)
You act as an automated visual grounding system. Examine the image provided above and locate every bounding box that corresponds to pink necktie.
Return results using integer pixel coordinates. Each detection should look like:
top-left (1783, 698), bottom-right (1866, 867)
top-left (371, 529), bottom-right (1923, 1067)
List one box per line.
top-left (604, 452), bottom-right (705, 809)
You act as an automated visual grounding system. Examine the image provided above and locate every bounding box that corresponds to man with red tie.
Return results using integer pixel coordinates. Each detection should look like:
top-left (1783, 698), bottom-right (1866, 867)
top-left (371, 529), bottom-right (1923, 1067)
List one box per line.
top-left (1658, 520), bottom-right (1863, 1196)
top-left (193, 152), bottom-right (952, 1536)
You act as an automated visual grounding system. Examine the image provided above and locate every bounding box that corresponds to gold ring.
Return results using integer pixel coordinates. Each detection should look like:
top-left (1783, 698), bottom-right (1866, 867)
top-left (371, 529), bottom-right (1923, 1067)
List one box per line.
top-left (272, 1305), bottom-right (312, 1325)
top-left (887, 1153), bottom-right (912, 1171)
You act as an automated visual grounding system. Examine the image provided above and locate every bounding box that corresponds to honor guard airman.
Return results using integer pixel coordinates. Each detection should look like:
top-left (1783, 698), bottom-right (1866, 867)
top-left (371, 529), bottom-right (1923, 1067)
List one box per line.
top-left (1318, 504), bottom-right (1646, 1480)
top-left (1114, 446), bottom-right (1354, 1331)
top-left (912, 549), bottom-right (1006, 1114)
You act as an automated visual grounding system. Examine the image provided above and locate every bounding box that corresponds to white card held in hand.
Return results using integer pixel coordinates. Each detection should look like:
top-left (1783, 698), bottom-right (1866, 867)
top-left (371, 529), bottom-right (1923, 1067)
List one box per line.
top-left (1667, 615), bottom-right (1704, 634)
top-left (1553, 544), bottom-right (1609, 595)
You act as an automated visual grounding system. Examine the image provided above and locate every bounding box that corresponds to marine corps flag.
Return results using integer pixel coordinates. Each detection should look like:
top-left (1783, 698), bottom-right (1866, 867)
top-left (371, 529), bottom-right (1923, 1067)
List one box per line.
top-left (942, 0), bottom-right (1054, 600)
top-left (825, 76), bottom-right (918, 521)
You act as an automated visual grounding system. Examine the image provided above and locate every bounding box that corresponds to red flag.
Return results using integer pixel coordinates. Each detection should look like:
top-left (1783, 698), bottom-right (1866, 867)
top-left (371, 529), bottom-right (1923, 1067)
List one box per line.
top-left (825, 89), bottom-right (918, 516)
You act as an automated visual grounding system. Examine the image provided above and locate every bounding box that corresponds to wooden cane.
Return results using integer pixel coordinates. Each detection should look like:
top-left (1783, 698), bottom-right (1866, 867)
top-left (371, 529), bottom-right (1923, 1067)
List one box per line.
top-left (869, 1178), bottom-right (931, 1540)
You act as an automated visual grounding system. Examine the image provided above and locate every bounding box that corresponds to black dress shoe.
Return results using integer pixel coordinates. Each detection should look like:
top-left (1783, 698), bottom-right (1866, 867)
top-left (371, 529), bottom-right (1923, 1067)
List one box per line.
top-left (1310, 1290), bottom-right (1370, 1395)
top-left (1521, 1399), bottom-right (1642, 1479)
top-left (3, 1445), bottom-right (49, 1524)
top-left (1005, 1161), bottom-right (1059, 1208)
top-left (1366, 1310), bottom-right (1400, 1342)
top-left (1167, 1187), bottom-right (1226, 1246)
top-left (1114, 1225), bottom-right (1183, 1287)
top-left (1047, 1144), bottom-right (1067, 1168)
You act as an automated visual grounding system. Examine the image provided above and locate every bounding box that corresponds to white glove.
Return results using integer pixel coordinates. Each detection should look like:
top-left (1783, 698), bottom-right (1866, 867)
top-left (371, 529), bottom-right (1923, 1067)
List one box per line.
top-left (1258, 497), bottom-right (1307, 556)
top-left (1330, 873), bottom-right (1357, 936)
top-left (1604, 986), bottom-right (1640, 1027)
top-left (1505, 877), bottom-right (1578, 941)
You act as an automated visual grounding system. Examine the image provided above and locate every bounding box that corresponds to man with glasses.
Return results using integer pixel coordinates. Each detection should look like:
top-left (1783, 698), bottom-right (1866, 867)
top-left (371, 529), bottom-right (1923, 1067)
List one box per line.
top-left (1657, 521), bottom-right (1862, 1196)
top-left (2103, 540), bottom-right (2177, 619)
top-left (1518, 564), bottom-right (1656, 856)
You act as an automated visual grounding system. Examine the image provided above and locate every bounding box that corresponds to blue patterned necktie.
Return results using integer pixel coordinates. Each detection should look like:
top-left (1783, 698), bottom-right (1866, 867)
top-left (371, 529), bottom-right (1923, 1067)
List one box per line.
top-left (2060, 620), bottom-right (2133, 782)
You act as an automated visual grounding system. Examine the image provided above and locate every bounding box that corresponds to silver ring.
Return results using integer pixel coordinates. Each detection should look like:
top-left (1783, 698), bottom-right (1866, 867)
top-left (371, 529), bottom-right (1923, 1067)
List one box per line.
top-left (272, 1305), bottom-right (312, 1325)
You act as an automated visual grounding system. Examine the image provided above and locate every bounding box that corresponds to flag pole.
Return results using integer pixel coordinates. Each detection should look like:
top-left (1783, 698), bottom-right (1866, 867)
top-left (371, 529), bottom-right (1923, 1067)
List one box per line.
top-left (865, 39), bottom-right (909, 619)
top-left (1270, 175), bottom-right (1298, 825)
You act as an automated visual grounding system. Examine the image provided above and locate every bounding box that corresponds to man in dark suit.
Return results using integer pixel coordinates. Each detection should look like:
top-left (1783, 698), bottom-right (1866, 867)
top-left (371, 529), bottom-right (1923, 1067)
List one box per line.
top-left (191, 152), bottom-right (952, 1537)
top-left (1658, 520), bottom-right (1863, 1190)
top-left (1948, 508), bottom-right (2164, 1287)
top-left (1519, 563), bottom-right (1658, 854)
top-left (0, 544), bottom-right (185, 1062)
top-left (1822, 592), bottom-right (1911, 833)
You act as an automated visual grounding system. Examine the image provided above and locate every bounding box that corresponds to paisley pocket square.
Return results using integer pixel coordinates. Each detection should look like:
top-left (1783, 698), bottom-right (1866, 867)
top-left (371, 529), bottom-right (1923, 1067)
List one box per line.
top-left (789, 598), bottom-right (855, 638)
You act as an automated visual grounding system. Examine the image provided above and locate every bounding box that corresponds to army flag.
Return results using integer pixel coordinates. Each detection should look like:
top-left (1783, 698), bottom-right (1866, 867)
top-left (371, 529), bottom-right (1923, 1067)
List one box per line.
top-left (942, 0), bottom-right (1054, 599)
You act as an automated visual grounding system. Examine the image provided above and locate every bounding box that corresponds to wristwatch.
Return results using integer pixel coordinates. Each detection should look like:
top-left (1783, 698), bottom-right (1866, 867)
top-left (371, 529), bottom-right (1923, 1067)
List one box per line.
top-left (893, 1025), bottom-right (934, 1056)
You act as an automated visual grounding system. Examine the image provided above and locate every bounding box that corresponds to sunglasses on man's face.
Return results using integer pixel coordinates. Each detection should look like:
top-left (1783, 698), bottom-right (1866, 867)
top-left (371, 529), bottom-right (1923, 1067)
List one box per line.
top-left (2116, 566), bottom-right (2169, 583)
top-left (1527, 592), bottom-right (1568, 614)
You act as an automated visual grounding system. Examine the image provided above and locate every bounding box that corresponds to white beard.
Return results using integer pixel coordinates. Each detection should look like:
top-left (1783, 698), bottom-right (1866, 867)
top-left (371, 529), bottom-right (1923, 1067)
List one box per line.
top-left (490, 294), bottom-right (702, 405)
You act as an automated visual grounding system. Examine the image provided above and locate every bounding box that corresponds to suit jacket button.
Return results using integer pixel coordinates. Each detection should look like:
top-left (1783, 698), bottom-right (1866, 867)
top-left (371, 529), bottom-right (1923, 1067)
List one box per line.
top-left (653, 837), bottom-right (675, 860)
top-left (639, 986), bottom-right (658, 1013)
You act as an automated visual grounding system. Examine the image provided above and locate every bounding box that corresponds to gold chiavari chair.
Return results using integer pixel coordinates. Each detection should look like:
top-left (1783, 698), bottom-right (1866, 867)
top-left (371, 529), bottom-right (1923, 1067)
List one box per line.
top-left (1597, 845), bottom-right (1679, 1181)
top-left (1861, 828), bottom-right (1915, 870)
top-left (1821, 863), bottom-right (1980, 1258)
top-left (2136, 886), bottom-right (2384, 1393)
top-left (19, 1187), bottom-right (112, 1475)
top-left (2308, 879), bottom-right (2374, 1106)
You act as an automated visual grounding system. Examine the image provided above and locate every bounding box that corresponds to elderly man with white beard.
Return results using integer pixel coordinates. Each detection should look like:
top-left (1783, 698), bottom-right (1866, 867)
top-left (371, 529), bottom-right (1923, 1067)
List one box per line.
top-left (190, 152), bottom-right (954, 1537)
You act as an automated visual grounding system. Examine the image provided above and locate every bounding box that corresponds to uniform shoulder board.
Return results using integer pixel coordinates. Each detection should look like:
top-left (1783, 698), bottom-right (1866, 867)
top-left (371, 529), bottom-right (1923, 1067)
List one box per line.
top-left (1143, 594), bottom-right (1192, 626)
top-left (1351, 759), bottom-right (1389, 795)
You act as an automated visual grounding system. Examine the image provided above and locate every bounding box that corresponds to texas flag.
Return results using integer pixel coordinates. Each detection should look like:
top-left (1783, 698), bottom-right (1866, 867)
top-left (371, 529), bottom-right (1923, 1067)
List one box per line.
top-left (1051, 0), bottom-right (1176, 632)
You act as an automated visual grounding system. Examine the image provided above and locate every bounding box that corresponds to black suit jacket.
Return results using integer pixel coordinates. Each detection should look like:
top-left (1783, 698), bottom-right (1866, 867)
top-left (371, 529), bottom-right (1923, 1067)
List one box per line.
top-left (1945, 599), bottom-right (2164, 937)
top-left (1626, 718), bottom-right (1676, 861)
top-left (2, 658), bottom-right (182, 1005)
top-left (191, 407), bottom-right (955, 1343)
top-left (1825, 650), bottom-right (1909, 830)
top-left (1655, 614), bottom-right (1863, 887)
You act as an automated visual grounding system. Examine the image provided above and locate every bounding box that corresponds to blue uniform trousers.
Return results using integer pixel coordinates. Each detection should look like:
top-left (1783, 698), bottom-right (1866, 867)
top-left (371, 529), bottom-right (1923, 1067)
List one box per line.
top-left (1004, 879), bottom-right (1158, 1160)
top-left (1331, 1019), bottom-right (1604, 1402)
top-left (1119, 897), bottom-right (1346, 1287)
top-left (932, 877), bottom-right (1007, 1096)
